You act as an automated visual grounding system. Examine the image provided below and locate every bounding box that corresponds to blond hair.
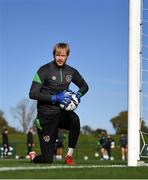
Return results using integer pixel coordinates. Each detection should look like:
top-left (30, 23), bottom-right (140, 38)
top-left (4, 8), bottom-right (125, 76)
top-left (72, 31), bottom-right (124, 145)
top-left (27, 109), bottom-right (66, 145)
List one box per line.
top-left (53, 43), bottom-right (70, 57)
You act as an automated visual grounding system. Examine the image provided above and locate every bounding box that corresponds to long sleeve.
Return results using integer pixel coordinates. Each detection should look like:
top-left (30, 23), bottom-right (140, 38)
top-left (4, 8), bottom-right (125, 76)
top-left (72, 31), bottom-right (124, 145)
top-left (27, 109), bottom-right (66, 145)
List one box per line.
top-left (29, 67), bottom-right (52, 102)
top-left (72, 69), bottom-right (89, 96)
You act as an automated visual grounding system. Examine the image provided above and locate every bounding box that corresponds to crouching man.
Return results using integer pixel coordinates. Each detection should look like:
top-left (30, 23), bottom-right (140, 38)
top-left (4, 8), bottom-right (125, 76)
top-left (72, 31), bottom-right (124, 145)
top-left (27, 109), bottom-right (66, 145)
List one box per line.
top-left (29, 42), bottom-right (88, 165)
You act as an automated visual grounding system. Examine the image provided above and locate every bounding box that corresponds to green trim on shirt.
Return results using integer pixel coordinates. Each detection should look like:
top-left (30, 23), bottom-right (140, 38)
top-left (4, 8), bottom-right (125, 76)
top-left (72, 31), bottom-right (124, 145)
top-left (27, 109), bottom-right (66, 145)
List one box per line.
top-left (78, 91), bottom-right (83, 97)
top-left (34, 118), bottom-right (42, 130)
top-left (33, 73), bottom-right (42, 83)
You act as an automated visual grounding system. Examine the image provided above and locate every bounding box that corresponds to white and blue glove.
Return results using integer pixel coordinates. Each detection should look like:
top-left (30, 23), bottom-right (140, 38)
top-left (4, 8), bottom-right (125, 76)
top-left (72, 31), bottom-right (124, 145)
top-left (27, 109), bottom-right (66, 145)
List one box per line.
top-left (75, 91), bottom-right (82, 103)
top-left (51, 90), bottom-right (72, 105)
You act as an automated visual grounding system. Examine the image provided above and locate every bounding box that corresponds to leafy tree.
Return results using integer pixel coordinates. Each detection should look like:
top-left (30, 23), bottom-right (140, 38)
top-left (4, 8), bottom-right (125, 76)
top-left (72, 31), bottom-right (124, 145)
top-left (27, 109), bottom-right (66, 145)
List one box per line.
top-left (141, 119), bottom-right (148, 133)
top-left (110, 111), bottom-right (128, 134)
top-left (81, 125), bottom-right (92, 135)
top-left (92, 128), bottom-right (107, 136)
top-left (110, 111), bottom-right (148, 134)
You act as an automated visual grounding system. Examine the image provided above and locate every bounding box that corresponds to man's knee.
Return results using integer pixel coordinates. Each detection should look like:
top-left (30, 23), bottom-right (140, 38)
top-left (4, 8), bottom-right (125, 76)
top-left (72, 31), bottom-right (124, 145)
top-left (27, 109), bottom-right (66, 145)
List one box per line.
top-left (33, 155), bottom-right (53, 164)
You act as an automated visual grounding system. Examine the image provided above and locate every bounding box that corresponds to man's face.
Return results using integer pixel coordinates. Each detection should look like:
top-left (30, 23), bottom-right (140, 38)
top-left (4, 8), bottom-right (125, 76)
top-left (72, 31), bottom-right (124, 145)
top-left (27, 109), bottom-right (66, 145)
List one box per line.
top-left (55, 48), bottom-right (68, 67)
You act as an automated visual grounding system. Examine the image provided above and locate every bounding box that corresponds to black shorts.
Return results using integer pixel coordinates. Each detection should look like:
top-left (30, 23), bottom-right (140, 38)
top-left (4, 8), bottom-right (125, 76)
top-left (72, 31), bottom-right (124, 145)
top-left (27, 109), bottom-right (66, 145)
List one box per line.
top-left (121, 145), bottom-right (127, 148)
top-left (37, 110), bottom-right (79, 141)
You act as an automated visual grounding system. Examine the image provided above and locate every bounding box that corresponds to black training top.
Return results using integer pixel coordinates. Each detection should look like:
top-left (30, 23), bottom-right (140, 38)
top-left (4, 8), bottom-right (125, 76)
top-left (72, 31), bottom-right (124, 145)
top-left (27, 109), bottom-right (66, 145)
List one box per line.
top-left (29, 61), bottom-right (89, 115)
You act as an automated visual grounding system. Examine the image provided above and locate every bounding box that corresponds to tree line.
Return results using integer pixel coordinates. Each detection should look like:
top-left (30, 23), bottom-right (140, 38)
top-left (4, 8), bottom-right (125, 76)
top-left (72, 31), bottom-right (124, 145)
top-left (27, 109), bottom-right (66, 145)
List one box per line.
top-left (0, 98), bottom-right (148, 134)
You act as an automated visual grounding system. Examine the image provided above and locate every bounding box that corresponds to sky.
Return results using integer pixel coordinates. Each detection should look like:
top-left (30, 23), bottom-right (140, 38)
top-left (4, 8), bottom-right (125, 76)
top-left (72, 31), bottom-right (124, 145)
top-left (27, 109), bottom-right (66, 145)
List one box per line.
top-left (0, 0), bottom-right (142, 134)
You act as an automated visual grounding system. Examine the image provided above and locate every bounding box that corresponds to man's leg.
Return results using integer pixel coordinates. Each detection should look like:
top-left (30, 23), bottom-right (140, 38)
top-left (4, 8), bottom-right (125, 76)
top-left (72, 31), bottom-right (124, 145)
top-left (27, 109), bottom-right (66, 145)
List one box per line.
top-left (27, 146), bottom-right (32, 155)
top-left (33, 127), bottom-right (55, 163)
top-left (121, 147), bottom-right (125, 160)
top-left (59, 111), bottom-right (80, 164)
top-left (32, 114), bottom-right (60, 163)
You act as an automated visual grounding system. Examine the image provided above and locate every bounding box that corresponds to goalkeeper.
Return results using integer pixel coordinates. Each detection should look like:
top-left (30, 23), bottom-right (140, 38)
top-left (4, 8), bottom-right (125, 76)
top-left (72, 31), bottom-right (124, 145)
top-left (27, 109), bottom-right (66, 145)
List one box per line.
top-left (29, 42), bottom-right (88, 165)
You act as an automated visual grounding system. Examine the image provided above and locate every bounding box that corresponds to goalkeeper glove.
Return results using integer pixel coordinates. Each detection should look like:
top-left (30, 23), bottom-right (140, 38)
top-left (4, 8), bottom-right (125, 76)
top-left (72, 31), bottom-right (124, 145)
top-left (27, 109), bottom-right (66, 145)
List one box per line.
top-left (51, 90), bottom-right (72, 105)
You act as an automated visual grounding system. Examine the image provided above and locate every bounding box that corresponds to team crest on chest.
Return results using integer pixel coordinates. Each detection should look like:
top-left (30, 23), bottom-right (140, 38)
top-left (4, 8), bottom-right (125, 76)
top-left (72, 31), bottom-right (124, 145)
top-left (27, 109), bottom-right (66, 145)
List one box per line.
top-left (66, 75), bottom-right (72, 82)
top-left (51, 76), bottom-right (56, 80)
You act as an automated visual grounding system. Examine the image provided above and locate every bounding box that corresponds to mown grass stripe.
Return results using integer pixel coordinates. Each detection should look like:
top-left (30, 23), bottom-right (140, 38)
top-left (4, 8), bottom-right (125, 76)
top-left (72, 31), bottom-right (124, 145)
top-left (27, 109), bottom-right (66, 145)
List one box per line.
top-left (0, 165), bottom-right (127, 171)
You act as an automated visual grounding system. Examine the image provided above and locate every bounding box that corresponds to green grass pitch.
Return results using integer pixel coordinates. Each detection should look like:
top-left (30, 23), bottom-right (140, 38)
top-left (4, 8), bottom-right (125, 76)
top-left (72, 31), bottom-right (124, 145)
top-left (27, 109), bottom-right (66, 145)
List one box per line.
top-left (0, 133), bottom-right (148, 178)
top-left (0, 158), bottom-right (147, 179)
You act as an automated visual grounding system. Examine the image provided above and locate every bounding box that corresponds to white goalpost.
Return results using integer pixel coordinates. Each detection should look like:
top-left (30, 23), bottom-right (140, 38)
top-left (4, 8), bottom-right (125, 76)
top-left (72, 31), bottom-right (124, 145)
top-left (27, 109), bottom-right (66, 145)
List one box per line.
top-left (128, 0), bottom-right (142, 166)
